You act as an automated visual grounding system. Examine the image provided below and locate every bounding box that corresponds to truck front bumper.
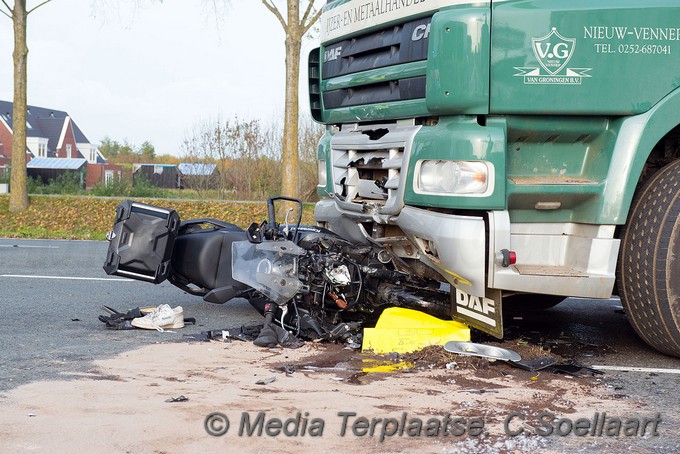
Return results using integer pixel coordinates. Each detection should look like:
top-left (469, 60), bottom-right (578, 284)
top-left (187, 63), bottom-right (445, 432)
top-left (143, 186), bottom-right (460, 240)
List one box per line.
top-left (315, 199), bottom-right (490, 297)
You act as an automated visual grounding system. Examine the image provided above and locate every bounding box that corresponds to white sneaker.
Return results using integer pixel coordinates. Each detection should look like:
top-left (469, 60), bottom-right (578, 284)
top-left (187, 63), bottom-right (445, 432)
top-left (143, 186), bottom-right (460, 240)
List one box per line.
top-left (131, 304), bottom-right (184, 332)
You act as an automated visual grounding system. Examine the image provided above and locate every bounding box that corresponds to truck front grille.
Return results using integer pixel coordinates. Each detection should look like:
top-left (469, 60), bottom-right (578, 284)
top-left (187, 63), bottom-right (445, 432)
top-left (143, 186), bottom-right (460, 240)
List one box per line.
top-left (333, 146), bottom-right (404, 202)
top-left (329, 122), bottom-right (421, 215)
top-left (322, 16), bottom-right (431, 79)
top-left (323, 76), bottom-right (426, 109)
top-left (318, 15), bottom-right (431, 115)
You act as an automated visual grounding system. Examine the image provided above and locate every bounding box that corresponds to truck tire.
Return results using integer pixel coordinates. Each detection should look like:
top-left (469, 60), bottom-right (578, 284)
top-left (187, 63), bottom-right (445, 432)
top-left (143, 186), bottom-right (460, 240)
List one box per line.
top-left (618, 159), bottom-right (680, 357)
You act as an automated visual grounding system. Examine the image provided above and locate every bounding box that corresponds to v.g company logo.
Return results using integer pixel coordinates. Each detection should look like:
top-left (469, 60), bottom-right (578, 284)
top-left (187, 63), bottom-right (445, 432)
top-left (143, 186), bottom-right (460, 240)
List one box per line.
top-left (532, 27), bottom-right (575, 75)
top-left (514, 27), bottom-right (592, 85)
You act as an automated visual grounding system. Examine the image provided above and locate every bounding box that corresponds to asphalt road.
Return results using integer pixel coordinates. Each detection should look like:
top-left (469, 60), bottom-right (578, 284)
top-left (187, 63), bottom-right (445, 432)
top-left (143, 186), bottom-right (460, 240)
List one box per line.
top-left (0, 238), bottom-right (678, 451)
top-left (0, 238), bottom-right (262, 392)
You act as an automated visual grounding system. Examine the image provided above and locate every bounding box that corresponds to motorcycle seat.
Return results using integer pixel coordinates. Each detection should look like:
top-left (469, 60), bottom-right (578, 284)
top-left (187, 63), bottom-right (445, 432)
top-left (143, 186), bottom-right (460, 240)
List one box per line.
top-left (171, 223), bottom-right (249, 299)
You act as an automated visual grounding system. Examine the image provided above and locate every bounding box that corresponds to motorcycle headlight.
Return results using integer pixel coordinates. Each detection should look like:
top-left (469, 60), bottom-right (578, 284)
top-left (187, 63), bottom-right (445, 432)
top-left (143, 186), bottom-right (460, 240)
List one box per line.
top-left (318, 159), bottom-right (327, 188)
top-left (416, 160), bottom-right (491, 195)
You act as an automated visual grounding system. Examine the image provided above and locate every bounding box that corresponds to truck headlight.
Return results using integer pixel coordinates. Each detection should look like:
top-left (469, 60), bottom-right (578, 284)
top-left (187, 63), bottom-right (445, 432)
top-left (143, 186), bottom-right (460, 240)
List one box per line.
top-left (416, 160), bottom-right (491, 195)
top-left (318, 159), bottom-right (327, 187)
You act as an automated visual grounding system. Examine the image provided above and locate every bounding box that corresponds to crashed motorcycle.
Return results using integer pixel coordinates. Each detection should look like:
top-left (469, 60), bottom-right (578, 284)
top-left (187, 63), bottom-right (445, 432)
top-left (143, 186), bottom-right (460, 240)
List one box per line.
top-left (103, 197), bottom-right (451, 346)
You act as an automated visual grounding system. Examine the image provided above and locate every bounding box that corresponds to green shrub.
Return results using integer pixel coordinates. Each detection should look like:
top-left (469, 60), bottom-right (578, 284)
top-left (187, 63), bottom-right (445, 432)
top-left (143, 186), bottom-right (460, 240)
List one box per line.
top-left (27, 172), bottom-right (85, 195)
top-left (89, 174), bottom-right (171, 198)
top-left (130, 174), bottom-right (171, 198)
top-left (90, 177), bottom-right (131, 197)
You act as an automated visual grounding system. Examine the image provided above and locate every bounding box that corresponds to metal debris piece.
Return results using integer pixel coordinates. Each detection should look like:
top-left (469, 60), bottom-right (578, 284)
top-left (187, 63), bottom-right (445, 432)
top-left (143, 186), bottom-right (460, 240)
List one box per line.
top-left (511, 356), bottom-right (557, 372)
top-left (165, 395), bottom-right (189, 403)
top-left (444, 341), bottom-right (522, 362)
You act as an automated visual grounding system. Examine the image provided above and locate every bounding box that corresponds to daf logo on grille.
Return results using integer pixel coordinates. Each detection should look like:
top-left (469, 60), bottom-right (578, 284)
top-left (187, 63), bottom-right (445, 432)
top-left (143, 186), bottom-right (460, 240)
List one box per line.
top-left (324, 46), bottom-right (342, 62)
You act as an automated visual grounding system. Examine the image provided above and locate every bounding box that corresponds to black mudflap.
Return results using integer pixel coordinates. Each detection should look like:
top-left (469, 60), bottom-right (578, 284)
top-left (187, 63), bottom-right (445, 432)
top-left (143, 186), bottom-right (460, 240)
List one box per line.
top-left (103, 200), bottom-right (180, 283)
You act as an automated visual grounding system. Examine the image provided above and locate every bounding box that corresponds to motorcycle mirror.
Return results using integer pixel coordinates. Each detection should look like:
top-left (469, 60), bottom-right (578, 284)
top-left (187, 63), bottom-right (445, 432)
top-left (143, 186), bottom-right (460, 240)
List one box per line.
top-left (266, 196), bottom-right (303, 241)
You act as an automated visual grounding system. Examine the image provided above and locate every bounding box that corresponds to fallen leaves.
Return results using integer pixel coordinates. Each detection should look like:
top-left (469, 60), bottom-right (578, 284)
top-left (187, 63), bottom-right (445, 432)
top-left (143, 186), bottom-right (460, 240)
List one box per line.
top-left (0, 195), bottom-right (315, 240)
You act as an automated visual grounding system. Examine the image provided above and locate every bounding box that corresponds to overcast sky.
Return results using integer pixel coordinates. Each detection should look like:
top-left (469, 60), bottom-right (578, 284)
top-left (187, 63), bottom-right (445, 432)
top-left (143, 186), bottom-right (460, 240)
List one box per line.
top-left (0, 0), bottom-right (319, 156)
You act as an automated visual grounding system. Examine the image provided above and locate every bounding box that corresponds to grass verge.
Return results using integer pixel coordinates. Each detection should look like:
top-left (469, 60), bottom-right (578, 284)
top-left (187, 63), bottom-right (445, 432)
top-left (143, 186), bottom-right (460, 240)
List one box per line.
top-left (0, 195), bottom-right (316, 241)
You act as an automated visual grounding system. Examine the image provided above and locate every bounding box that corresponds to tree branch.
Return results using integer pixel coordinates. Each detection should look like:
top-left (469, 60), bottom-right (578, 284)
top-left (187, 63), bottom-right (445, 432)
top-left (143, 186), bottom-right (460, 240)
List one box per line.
top-left (27, 0), bottom-right (53, 15)
top-left (1, 0), bottom-right (13, 19)
top-left (261, 0), bottom-right (286, 29)
top-left (302, 8), bottom-right (322, 35)
top-left (300, 0), bottom-right (315, 26)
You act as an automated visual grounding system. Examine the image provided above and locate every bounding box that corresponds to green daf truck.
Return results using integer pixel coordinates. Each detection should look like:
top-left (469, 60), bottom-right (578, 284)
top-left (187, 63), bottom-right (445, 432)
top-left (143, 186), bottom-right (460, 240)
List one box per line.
top-left (310, 0), bottom-right (680, 357)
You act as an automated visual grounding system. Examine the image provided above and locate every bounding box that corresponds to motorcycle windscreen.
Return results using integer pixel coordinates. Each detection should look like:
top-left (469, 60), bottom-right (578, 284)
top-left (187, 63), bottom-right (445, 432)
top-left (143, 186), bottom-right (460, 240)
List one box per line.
top-left (231, 240), bottom-right (306, 305)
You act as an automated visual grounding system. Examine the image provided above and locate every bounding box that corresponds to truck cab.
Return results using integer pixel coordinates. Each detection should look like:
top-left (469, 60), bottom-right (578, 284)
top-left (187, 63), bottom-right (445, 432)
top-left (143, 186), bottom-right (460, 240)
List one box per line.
top-left (310, 0), bottom-right (680, 356)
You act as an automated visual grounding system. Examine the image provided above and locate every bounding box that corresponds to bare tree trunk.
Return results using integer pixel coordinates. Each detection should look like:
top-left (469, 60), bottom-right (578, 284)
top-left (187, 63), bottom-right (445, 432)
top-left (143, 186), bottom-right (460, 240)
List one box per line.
top-left (9, 0), bottom-right (29, 212)
top-left (262, 0), bottom-right (322, 200)
top-left (281, 24), bottom-right (301, 199)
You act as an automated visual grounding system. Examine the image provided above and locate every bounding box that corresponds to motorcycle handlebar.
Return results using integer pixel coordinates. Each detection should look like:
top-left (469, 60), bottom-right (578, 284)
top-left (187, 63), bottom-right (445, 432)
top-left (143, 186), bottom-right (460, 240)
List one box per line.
top-left (267, 196), bottom-right (303, 241)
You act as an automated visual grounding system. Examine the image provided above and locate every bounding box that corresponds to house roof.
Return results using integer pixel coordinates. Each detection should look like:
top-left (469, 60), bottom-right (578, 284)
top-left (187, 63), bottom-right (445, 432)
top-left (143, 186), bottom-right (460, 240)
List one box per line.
top-left (178, 162), bottom-right (218, 176)
top-left (27, 157), bottom-right (87, 170)
top-left (34, 118), bottom-right (66, 154)
top-left (0, 100), bottom-right (92, 159)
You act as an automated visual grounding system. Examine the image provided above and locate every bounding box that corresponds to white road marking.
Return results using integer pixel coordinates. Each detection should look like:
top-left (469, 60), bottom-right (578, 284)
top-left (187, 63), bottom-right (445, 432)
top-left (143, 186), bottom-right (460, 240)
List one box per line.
top-left (0, 245), bottom-right (60, 249)
top-left (591, 365), bottom-right (680, 375)
top-left (0, 274), bottom-right (133, 282)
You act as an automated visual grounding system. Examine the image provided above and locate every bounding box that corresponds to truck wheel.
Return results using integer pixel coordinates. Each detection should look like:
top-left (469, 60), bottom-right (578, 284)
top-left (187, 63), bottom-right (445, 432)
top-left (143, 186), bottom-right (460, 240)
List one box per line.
top-left (618, 159), bottom-right (680, 357)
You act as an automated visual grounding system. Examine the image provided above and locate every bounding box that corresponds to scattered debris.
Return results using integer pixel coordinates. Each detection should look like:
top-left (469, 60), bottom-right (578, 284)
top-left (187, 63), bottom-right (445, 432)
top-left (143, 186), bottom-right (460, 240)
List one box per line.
top-left (164, 395), bottom-right (189, 403)
top-left (98, 305), bottom-right (195, 331)
top-left (255, 376), bottom-right (276, 385)
top-left (443, 341), bottom-right (603, 378)
top-left (182, 325), bottom-right (260, 342)
top-left (253, 314), bottom-right (304, 349)
top-left (129, 305), bottom-right (186, 332)
top-left (511, 356), bottom-right (557, 372)
top-left (361, 360), bottom-right (412, 374)
top-left (548, 364), bottom-right (604, 378)
top-left (98, 306), bottom-right (142, 330)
